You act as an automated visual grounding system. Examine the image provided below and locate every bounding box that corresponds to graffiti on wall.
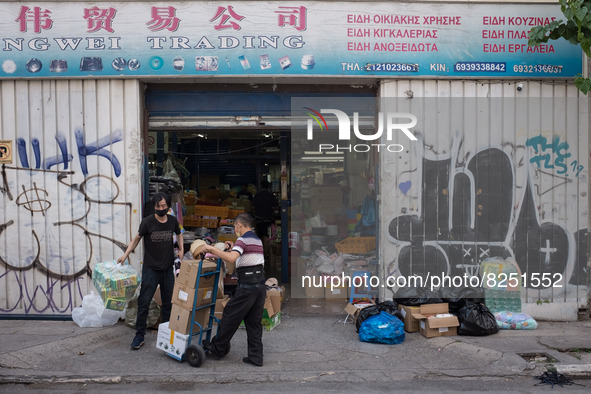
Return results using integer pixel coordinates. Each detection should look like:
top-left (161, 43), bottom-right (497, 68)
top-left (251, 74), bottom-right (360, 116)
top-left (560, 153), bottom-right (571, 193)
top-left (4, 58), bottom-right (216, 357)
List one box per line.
top-left (0, 129), bottom-right (131, 314)
top-left (16, 129), bottom-right (123, 177)
top-left (526, 135), bottom-right (584, 177)
top-left (386, 136), bottom-right (588, 294)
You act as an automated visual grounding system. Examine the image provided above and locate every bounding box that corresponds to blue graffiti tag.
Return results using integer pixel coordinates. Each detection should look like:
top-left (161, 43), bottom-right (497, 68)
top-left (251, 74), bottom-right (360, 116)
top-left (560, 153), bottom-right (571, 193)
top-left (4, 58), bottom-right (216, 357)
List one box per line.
top-left (75, 128), bottom-right (123, 177)
top-left (526, 135), bottom-right (583, 177)
top-left (17, 128), bottom-right (123, 177)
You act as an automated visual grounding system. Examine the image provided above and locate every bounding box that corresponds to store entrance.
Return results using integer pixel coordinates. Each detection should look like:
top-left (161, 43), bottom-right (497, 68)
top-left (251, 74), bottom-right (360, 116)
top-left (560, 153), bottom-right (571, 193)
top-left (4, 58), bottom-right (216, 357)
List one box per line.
top-left (144, 83), bottom-right (378, 290)
top-left (145, 127), bottom-right (286, 281)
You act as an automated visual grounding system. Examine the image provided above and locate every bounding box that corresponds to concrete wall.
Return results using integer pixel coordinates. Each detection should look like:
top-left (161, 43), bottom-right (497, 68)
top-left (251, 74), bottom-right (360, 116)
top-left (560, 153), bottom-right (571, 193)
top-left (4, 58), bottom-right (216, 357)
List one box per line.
top-left (378, 80), bottom-right (589, 320)
top-left (0, 79), bottom-right (143, 317)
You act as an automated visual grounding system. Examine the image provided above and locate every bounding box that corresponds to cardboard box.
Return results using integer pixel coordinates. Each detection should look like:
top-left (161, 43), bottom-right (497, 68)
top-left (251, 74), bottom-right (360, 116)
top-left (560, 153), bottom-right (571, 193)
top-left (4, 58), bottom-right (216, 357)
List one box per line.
top-left (411, 303), bottom-right (460, 338)
top-left (168, 304), bottom-right (209, 335)
top-left (399, 305), bottom-right (421, 333)
top-left (263, 294), bottom-right (276, 318)
top-left (324, 278), bottom-right (349, 299)
top-left (344, 300), bottom-right (375, 322)
top-left (302, 276), bottom-right (324, 298)
top-left (419, 318), bottom-right (459, 338)
top-left (156, 321), bottom-right (190, 361)
top-left (222, 197), bottom-right (250, 212)
top-left (172, 282), bottom-right (213, 309)
top-left (199, 188), bottom-right (221, 203)
top-left (262, 311), bottom-right (281, 331)
top-left (295, 257), bottom-right (307, 280)
top-left (267, 288), bottom-right (282, 315)
top-left (103, 297), bottom-right (126, 311)
top-left (217, 233), bottom-right (238, 244)
top-left (177, 260), bottom-right (217, 289)
top-left (214, 297), bottom-right (227, 323)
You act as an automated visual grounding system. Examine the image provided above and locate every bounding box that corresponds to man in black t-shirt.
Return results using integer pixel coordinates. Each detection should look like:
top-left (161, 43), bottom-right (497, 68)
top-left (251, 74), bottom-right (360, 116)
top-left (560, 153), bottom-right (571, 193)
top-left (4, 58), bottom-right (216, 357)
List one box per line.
top-left (118, 193), bottom-right (183, 350)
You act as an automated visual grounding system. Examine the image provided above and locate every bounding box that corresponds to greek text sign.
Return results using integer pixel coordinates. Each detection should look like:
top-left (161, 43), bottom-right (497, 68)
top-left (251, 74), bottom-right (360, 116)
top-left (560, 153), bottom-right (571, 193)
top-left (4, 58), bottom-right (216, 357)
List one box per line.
top-left (0, 2), bottom-right (582, 78)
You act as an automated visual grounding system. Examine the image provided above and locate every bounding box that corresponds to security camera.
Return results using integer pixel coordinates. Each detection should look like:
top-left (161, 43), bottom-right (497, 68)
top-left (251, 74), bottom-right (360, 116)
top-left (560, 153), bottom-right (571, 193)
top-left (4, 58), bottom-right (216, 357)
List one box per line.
top-left (516, 83), bottom-right (523, 92)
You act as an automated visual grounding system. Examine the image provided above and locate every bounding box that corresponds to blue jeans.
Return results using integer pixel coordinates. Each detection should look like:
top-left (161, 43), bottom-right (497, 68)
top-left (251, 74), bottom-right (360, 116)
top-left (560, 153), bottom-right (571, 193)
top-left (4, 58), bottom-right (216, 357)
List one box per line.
top-left (135, 265), bottom-right (174, 336)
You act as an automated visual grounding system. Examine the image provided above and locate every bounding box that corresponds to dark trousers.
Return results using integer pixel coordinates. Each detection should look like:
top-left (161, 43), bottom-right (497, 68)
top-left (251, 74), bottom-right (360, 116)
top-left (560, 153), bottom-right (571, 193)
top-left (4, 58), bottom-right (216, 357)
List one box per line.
top-left (255, 219), bottom-right (273, 240)
top-left (209, 284), bottom-right (266, 364)
top-left (136, 265), bottom-right (174, 336)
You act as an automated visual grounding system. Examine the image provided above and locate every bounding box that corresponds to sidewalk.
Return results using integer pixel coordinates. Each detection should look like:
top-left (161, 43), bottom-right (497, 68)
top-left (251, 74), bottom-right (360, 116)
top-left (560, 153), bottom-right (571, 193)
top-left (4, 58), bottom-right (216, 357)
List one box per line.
top-left (1, 296), bottom-right (590, 386)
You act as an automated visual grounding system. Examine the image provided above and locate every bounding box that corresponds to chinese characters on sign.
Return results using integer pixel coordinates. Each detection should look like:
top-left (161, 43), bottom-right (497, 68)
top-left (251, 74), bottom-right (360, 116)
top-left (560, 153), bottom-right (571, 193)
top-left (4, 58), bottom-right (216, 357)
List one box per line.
top-left (15, 4), bottom-right (307, 33)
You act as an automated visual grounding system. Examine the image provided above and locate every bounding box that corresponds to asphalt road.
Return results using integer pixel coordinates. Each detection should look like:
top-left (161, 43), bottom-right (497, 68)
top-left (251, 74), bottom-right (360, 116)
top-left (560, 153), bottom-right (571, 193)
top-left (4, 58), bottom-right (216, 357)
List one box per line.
top-left (2, 376), bottom-right (591, 393)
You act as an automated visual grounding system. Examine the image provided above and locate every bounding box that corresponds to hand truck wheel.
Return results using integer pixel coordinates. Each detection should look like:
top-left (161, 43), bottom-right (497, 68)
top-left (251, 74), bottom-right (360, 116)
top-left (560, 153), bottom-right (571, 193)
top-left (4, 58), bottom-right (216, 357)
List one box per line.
top-left (185, 344), bottom-right (206, 367)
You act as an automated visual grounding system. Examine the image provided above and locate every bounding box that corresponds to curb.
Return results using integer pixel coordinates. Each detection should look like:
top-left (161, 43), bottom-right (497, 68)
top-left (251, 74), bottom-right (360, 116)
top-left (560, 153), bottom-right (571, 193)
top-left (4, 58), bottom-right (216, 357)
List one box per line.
top-left (555, 364), bottom-right (591, 379)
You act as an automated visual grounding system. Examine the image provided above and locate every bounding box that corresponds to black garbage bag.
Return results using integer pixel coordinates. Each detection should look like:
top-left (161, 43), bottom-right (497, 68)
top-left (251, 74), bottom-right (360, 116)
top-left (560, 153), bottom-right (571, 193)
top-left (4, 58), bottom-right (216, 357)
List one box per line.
top-left (439, 286), bottom-right (485, 314)
top-left (355, 300), bottom-right (398, 333)
top-left (457, 302), bottom-right (499, 336)
top-left (393, 286), bottom-right (442, 307)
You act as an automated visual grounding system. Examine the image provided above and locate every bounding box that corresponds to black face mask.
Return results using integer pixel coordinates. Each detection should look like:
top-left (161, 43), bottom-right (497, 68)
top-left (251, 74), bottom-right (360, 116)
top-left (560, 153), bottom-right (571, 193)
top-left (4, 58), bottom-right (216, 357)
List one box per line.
top-left (155, 208), bottom-right (168, 217)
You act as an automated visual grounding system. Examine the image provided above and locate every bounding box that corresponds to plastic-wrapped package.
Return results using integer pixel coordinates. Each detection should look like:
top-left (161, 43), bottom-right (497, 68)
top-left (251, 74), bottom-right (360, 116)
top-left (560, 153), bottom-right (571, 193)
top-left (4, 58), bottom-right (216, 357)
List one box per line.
top-left (494, 311), bottom-right (538, 330)
top-left (92, 261), bottom-right (140, 310)
top-left (359, 311), bottom-right (405, 345)
top-left (356, 301), bottom-right (398, 333)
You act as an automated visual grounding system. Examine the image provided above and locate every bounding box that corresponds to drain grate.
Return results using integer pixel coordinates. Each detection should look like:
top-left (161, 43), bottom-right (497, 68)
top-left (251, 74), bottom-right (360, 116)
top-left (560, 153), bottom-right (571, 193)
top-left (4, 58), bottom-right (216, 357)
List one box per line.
top-left (518, 352), bottom-right (559, 363)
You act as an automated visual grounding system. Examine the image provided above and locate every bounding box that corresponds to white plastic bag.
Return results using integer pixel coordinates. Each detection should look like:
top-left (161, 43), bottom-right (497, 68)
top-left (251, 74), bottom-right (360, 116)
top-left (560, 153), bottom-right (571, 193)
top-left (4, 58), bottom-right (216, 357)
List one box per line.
top-left (72, 291), bottom-right (121, 328)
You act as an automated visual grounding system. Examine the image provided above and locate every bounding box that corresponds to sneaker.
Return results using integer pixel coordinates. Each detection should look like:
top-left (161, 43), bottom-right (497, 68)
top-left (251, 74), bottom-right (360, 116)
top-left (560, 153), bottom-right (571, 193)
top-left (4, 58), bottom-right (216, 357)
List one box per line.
top-left (130, 334), bottom-right (144, 350)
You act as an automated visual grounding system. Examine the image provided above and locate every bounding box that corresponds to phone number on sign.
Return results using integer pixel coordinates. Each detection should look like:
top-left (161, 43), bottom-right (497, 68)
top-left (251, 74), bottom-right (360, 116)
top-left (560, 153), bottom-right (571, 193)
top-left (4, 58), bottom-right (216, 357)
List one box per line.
top-left (365, 63), bottom-right (419, 72)
top-left (454, 62), bottom-right (506, 72)
top-left (513, 64), bottom-right (563, 74)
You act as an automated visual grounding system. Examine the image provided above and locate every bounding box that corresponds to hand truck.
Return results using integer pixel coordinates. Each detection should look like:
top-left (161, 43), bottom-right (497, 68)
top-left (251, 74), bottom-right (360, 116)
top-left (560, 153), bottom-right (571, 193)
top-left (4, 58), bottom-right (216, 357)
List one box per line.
top-left (183, 257), bottom-right (223, 367)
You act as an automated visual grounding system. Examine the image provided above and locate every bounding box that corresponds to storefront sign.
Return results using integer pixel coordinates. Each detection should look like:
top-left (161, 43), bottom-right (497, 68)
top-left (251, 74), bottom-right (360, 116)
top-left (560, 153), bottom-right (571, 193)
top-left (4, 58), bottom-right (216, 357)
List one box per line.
top-left (0, 2), bottom-right (582, 78)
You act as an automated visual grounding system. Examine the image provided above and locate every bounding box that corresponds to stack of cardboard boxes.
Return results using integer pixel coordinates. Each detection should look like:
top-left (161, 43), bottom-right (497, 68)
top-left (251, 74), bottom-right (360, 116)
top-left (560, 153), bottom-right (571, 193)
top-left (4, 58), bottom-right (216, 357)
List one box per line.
top-left (399, 303), bottom-right (460, 338)
top-left (156, 259), bottom-right (225, 360)
top-left (345, 301), bottom-right (460, 339)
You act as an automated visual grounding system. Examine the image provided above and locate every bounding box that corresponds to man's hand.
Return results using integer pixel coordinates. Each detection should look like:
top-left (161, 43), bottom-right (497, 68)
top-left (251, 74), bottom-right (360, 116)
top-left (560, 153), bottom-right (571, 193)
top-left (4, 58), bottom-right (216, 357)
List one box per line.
top-left (116, 255), bottom-right (127, 265)
top-left (200, 245), bottom-right (212, 255)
